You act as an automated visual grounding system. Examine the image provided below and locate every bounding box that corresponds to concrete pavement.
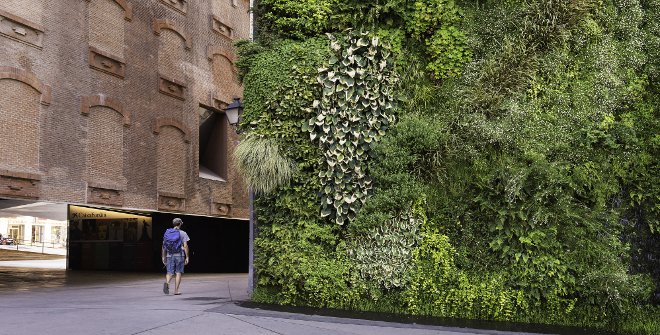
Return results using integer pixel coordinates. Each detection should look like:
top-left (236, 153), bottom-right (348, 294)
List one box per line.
top-left (0, 258), bottom-right (66, 269)
top-left (0, 270), bottom-right (558, 335)
top-left (0, 243), bottom-right (67, 255)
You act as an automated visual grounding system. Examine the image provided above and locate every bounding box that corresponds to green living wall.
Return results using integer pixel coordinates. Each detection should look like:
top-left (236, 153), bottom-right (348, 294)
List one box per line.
top-left (234, 0), bottom-right (660, 334)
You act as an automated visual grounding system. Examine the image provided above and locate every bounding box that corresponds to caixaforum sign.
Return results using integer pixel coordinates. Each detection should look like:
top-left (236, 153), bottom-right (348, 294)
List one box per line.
top-left (68, 205), bottom-right (151, 220)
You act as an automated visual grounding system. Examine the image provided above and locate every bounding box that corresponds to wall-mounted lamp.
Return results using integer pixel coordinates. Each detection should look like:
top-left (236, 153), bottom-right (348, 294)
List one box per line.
top-left (224, 97), bottom-right (243, 126)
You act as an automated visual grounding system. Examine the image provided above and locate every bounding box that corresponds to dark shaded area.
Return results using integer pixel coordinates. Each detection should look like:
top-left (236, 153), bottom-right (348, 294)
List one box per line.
top-left (67, 206), bottom-right (248, 273)
top-left (68, 209), bottom-right (153, 271)
top-left (236, 301), bottom-right (621, 335)
top-left (625, 208), bottom-right (660, 304)
top-left (0, 268), bottom-right (68, 292)
top-left (0, 268), bottom-right (160, 292)
top-left (199, 112), bottom-right (228, 180)
top-left (151, 212), bottom-right (248, 273)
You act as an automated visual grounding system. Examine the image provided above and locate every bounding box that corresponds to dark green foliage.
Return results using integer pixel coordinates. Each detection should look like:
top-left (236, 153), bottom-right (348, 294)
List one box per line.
top-left (241, 0), bottom-right (660, 333)
top-left (238, 38), bottom-right (355, 306)
top-left (256, 0), bottom-right (472, 79)
top-left (255, 0), bottom-right (339, 40)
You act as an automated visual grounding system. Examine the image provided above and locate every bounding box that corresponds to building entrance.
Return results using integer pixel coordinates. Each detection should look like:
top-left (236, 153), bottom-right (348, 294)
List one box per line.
top-left (68, 205), bottom-right (248, 273)
top-left (152, 212), bottom-right (248, 273)
top-left (67, 205), bottom-right (153, 271)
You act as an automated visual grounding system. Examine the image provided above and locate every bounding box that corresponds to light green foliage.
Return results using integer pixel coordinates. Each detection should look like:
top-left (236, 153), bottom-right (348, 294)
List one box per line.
top-left (403, 0), bottom-right (471, 79)
top-left (233, 137), bottom-right (294, 194)
top-left (424, 25), bottom-right (471, 79)
top-left (254, 218), bottom-right (357, 307)
top-left (238, 38), bottom-right (329, 141)
top-left (346, 210), bottom-right (422, 290)
top-left (305, 30), bottom-right (399, 225)
top-left (257, 0), bottom-right (472, 80)
top-left (237, 38), bottom-right (327, 213)
top-left (404, 227), bottom-right (531, 321)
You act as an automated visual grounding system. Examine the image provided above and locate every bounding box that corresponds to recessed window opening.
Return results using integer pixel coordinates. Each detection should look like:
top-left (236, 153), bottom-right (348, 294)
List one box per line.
top-left (199, 109), bottom-right (228, 181)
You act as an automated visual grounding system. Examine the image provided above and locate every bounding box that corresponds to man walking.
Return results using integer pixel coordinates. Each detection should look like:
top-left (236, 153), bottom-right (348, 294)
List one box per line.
top-left (162, 218), bottom-right (190, 295)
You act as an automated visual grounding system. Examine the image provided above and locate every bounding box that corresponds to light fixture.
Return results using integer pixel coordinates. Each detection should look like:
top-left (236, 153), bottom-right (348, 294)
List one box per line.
top-left (224, 97), bottom-right (243, 126)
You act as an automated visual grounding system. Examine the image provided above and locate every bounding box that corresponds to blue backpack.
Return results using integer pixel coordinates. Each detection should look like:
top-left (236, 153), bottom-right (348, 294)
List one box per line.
top-left (163, 228), bottom-right (183, 254)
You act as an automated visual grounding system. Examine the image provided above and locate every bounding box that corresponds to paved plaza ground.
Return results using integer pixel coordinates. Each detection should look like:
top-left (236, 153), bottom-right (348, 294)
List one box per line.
top-left (0, 249), bottom-right (607, 335)
top-left (0, 268), bottom-right (569, 335)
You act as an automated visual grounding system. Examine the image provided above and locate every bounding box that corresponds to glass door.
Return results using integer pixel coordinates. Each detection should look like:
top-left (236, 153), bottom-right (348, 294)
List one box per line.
top-left (32, 225), bottom-right (43, 243)
top-left (9, 225), bottom-right (24, 243)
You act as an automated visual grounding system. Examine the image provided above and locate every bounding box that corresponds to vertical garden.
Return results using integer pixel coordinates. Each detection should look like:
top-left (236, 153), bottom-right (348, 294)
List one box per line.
top-left (233, 1), bottom-right (660, 334)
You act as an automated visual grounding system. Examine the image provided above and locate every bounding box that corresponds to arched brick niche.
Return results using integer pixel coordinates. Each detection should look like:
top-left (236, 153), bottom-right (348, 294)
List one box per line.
top-left (0, 67), bottom-right (50, 199)
top-left (153, 19), bottom-right (191, 49)
top-left (81, 94), bottom-right (131, 126)
top-left (154, 19), bottom-right (190, 100)
top-left (81, 95), bottom-right (128, 206)
top-left (153, 118), bottom-right (191, 143)
top-left (207, 46), bottom-right (242, 103)
top-left (206, 45), bottom-right (236, 63)
top-left (86, 0), bottom-right (132, 78)
top-left (0, 67), bottom-right (51, 105)
top-left (211, 0), bottom-right (250, 40)
top-left (153, 118), bottom-right (190, 210)
top-left (86, 0), bottom-right (132, 21)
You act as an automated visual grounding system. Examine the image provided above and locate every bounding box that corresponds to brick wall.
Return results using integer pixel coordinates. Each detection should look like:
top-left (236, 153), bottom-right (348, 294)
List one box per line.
top-left (89, 0), bottom-right (126, 58)
top-left (212, 54), bottom-right (236, 103)
top-left (0, 0), bottom-right (251, 219)
top-left (158, 29), bottom-right (187, 81)
top-left (156, 125), bottom-right (187, 196)
top-left (86, 106), bottom-right (125, 187)
top-left (0, 80), bottom-right (41, 174)
top-left (212, 0), bottom-right (250, 40)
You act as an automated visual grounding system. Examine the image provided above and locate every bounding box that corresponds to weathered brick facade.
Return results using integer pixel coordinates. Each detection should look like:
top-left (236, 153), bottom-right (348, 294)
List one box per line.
top-left (0, 0), bottom-right (250, 219)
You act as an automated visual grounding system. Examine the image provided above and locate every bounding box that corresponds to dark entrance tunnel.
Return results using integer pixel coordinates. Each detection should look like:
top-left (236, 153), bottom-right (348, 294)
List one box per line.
top-left (68, 205), bottom-right (248, 273)
top-left (151, 212), bottom-right (248, 273)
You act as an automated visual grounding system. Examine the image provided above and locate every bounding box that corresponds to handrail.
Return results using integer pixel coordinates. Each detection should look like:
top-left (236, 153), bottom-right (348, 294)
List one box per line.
top-left (1, 238), bottom-right (66, 253)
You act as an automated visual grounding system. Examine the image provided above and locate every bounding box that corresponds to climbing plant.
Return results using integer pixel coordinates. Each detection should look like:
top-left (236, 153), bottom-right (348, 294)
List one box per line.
top-left (303, 30), bottom-right (399, 225)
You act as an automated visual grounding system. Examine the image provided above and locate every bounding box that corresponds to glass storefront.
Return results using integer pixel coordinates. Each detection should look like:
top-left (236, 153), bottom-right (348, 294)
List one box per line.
top-left (8, 224), bottom-right (24, 242)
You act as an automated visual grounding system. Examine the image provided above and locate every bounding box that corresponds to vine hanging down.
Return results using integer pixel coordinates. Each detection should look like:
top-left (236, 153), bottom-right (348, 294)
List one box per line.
top-left (303, 30), bottom-right (399, 225)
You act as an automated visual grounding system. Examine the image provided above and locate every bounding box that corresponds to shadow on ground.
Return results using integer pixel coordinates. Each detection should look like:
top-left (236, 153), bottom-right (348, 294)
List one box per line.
top-left (0, 268), bottom-right (163, 292)
top-left (233, 301), bottom-right (621, 335)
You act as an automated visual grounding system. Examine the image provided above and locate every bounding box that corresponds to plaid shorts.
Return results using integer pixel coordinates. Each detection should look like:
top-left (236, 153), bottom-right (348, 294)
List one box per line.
top-left (166, 255), bottom-right (185, 274)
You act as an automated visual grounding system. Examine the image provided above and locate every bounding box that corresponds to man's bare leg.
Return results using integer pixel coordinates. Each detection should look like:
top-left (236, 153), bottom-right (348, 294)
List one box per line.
top-left (174, 273), bottom-right (182, 294)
